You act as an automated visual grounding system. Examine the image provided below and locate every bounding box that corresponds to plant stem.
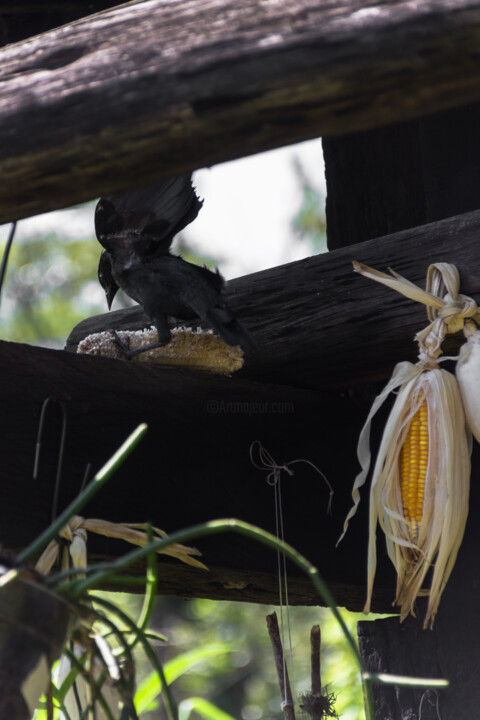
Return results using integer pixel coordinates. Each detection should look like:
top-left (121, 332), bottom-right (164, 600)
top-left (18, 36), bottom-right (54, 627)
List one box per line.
top-left (87, 594), bottom-right (178, 720)
top-left (310, 625), bottom-right (321, 696)
top-left (266, 611), bottom-right (296, 720)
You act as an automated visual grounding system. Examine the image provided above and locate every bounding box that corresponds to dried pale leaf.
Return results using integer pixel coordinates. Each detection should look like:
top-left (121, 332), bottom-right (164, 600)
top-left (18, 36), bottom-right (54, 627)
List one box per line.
top-left (83, 518), bottom-right (208, 570)
top-left (36, 516), bottom-right (208, 577)
top-left (361, 366), bottom-right (424, 614)
top-left (35, 542), bottom-right (61, 575)
top-left (337, 361), bottom-right (420, 546)
top-left (456, 329), bottom-right (480, 444)
top-left (352, 262), bottom-right (444, 310)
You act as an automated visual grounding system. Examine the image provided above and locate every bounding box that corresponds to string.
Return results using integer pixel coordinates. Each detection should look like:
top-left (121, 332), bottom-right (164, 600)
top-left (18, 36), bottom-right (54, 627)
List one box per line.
top-left (250, 441), bottom-right (332, 707)
top-left (274, 472), bottom-right (295, 704)
top-left (249, 441), bottom-right (333, 513)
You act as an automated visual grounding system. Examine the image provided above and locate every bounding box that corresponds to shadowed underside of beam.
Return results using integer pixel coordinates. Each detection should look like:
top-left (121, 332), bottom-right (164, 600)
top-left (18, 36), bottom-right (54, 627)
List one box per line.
top-left (2, 0), bottom-right (480, 222)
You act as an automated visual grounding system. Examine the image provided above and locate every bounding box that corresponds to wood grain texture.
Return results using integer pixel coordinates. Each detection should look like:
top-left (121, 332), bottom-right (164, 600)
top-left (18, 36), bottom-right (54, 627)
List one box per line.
top-left (323, 103), bottom-right (480, 250)
top-left (2, 0), bottom-right (480, 222)
top-left (358, 538), bottom-right (480, 720)
top-left (0, 337), bottom-right (389, 609)
top-left (67, 208), bottom-right (480, 391)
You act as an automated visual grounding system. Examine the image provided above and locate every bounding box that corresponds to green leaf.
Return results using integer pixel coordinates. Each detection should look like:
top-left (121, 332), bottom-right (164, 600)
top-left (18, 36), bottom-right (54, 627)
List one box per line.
top-left (179, 697), bottom-right (237, 720)
top-left (164, 644), bottom-right (234, 685)
top-left (134, 644), bottom-right (233, 715)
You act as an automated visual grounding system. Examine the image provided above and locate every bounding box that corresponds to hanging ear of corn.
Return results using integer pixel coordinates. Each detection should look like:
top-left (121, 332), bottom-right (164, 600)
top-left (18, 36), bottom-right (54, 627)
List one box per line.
top-left (339, 361), bottom-right (470, 628)
top-left (339, 261), bottom-right (475, 629)
top-left (379, 367), bottom-right (469, 627)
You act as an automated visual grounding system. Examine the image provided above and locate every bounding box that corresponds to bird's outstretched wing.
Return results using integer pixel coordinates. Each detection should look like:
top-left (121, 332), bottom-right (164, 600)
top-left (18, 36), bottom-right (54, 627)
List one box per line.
top-left (95, 174), bottom-right (203, 256)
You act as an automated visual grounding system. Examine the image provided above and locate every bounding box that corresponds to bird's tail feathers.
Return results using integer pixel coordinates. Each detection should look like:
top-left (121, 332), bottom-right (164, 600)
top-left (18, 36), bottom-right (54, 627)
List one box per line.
top-left (206, 306), bottom-right (258, 351)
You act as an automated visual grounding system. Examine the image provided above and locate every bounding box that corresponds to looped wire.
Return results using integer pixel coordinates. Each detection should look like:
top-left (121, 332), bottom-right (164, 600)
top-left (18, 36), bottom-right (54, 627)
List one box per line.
top-left (250, 440), bottom-right (294, 486)
top-left (249, 440), bottom-right (333, 512)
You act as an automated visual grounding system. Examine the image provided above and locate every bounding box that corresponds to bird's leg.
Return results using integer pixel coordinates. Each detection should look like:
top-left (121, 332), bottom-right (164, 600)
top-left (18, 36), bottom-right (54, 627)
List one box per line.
top-left (110, 330), bottom-right (132, 355)
top-left (111, 316), bottom-right (171, 359)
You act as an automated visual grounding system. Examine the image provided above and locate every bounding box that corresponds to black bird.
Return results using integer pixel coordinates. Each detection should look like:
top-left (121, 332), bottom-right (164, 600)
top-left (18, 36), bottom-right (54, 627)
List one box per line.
top-left (95, 174), bottom-right (256, 355)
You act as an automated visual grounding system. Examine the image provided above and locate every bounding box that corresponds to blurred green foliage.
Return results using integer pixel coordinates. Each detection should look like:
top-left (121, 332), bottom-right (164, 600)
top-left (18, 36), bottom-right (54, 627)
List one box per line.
top-left (0, 227), bottom-right (104, 345)
top-left (291, 159), bottom-right (327, 254)
top-left (131, 597), bottom-right (366, 720)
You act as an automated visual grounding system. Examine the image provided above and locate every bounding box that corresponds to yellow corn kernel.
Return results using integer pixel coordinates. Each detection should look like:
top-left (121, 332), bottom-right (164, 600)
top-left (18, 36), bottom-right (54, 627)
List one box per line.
top-left (400, 397), bottom-right (428, 539)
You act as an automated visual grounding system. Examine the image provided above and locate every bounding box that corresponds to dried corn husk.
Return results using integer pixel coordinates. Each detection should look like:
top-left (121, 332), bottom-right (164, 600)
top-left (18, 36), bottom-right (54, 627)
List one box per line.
top-left (456, 321), bottom-right (480, 444)
top-left (340, 361), bottom-right (470, 627)
top-left (339, 262), bottom-right (476, 628)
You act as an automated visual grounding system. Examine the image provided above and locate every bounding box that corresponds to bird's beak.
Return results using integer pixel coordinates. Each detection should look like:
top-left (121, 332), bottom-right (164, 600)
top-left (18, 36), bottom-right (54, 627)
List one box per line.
top-left (106, 285), bottom-right (118, 311)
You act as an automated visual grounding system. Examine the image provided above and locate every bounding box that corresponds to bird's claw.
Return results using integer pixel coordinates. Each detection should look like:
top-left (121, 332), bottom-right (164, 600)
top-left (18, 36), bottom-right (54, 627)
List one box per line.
top-left (110, 330), bottom-right (170, 360)
top-left (110, 330), bottom-right (134, 359)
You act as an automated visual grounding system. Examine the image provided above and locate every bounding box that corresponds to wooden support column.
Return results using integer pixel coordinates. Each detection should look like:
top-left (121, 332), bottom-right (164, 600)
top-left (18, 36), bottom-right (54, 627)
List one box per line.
top-left (323, 107), bottom-right (480, 718)
top-left (323, 102), bottom-right (480, 249)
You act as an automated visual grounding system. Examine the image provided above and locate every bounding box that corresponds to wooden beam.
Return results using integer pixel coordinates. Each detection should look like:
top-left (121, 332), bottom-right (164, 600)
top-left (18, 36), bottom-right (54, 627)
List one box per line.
top-left (2, 0), bottom-right (480, 223)
top-left (66, 209), bottom-right (480, 391)
top-left (0, 338), bottom-right (388, 610)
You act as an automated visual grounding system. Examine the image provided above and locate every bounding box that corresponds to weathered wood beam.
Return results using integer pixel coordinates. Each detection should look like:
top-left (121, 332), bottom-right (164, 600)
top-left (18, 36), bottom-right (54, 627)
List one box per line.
top-left (2, 0), bottom-right (480, 223)
top-left (0, 338), bottom-right (387, 610)
top-left (323, 102), bottom-right (480, 250)
top-left (66, 209), bottom-right (480, 391)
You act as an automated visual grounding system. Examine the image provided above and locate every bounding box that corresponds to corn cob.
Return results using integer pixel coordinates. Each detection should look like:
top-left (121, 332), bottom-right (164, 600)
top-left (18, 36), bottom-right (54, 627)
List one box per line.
top-left (399, 395), bottom-right (428, 541)
top-left (77, 326), bottom-right (244, 374)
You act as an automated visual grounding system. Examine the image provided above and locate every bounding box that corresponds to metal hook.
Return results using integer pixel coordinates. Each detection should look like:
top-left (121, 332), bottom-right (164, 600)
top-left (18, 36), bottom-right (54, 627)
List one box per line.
top-left (33, 397), bottom-right (68, 522)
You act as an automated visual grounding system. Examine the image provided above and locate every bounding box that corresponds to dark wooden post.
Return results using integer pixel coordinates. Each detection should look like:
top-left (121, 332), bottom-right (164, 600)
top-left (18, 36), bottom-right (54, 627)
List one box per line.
top-left (323, 102), bottom-right (480, 250)
top-left (323, 105), bottom-right (480, 718)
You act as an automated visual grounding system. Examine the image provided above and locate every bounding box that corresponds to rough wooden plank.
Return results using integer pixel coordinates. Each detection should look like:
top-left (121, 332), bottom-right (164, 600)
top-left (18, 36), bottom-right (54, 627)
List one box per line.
top-left (0, 338), bottom-right (390, 609)
top-left (323, 102), bottom-right (480, 249)
top-left (67, 209), bottom-right (480, 391)
top-left (2, 0), bottom-right (480, 223)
